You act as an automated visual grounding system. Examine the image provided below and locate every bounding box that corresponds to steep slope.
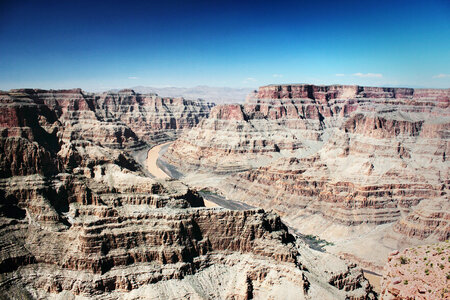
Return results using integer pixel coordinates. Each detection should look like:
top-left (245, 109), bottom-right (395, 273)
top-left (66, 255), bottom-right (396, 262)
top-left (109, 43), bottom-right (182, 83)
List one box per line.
top-left (164, 84), bottom-right (450, 270)
top-left (0, 88), bottom-right (373, 299)
top-left (4, 88), bottom-right (214, 149)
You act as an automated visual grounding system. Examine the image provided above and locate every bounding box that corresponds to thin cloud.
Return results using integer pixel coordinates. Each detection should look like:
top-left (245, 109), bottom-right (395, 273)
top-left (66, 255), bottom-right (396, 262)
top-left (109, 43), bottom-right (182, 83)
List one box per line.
top-left (353, 73), bottom-right (383, 78)
top-left (128, 76), bottom-right (139, 80)
top-left (335, 73), bottom-right (345, 77)
top-left (272, 74), bottom-right (283, 78)
top-left (243, 77), bottom-right (257, 83)
top-left (432, 74), bottom-right (450, 78)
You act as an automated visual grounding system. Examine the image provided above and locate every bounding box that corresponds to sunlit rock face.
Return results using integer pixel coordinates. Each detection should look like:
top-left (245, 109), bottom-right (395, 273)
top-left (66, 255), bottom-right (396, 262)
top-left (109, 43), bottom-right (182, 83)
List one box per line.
top-left (0, 88), bottom-right (373, 299)
top-left (165, 84), bottom-right (449, 269)
top-left (1, 88), bottom-right (214, 150)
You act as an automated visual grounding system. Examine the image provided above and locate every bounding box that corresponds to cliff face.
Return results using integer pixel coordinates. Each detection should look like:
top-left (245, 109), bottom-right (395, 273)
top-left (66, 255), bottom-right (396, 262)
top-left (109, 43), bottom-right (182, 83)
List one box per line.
top-left (3, 88), bottom-right (214, 150)
top-left (164, 84), bottom-right (450, 268)
top-left (0, 88), bottom-right (373, 299)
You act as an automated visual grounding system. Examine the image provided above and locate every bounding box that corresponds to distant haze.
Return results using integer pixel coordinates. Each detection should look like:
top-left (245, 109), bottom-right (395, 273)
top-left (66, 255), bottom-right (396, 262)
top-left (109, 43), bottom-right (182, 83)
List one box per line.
top-left (128, 86), bottom-right (255, 104)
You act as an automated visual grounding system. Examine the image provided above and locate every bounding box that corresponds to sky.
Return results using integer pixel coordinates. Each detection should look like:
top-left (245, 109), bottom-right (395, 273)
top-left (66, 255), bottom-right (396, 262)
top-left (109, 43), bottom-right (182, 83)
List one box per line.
top-left (0, 0), bottom-right (449, 91)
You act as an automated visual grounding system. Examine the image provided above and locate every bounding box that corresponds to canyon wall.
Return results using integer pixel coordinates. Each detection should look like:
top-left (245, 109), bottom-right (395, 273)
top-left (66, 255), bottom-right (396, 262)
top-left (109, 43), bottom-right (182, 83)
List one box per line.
top-left (164, 84), bottom-right (450, 269)
top-left (0, 88), bottom-right (373, 299)
top-left (2, 88), bottom-right (214, 151)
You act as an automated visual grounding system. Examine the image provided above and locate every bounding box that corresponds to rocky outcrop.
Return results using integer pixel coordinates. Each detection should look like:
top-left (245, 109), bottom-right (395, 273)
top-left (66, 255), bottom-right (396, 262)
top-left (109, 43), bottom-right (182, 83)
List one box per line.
top-left (2, 88), bottom-right (214, 150)
top-left (164, 84), bottom-right (450, 269)
top-left (380, 242), bottom-right (449, 299)
top-left (0, 87), bottom-right (373, 299)
top-left (93, 89), bottom-right (214, 144)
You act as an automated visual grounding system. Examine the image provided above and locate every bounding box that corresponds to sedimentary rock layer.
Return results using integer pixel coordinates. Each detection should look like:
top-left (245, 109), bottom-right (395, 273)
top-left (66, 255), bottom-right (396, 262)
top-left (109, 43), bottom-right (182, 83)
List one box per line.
top-left (0, 87), bottom-right (373, 299)
top-left (1, 88), bottom-right (213, 150)
top-left (165, 84), bottom-right (450, 267)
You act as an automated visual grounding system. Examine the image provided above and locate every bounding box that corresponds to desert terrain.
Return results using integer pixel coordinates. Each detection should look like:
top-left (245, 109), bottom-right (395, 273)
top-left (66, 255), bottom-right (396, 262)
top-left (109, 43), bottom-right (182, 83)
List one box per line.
top-left (0, 88), bottom-right (378, 299)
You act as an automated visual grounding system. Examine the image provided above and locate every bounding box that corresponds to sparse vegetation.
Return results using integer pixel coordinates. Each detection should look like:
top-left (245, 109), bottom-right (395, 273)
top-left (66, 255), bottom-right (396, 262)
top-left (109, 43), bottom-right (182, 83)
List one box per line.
top-left (301, 234), bottom-right (334, 251)
top-left (399, 256), bottom-right (409, 264)
top-left (403, 280), bottom-right (408, 285)
top-left (425, 269), bottom-right (430, 275)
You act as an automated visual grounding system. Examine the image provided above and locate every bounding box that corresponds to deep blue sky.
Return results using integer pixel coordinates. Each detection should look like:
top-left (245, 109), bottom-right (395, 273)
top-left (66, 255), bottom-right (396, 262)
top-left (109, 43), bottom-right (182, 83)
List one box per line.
top-left (0, 0), bottom-right (449, 91)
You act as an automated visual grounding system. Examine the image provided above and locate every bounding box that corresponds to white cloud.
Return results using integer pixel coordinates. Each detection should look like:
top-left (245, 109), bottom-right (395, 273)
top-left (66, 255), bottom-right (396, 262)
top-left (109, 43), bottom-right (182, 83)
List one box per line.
top-left (335, 73), bottom-right (345, 77)
top-left (432, 74), bottom-right (450, 78)
top-left (353, 73), bottom-right (383, 78)
top-left (128, 76), bottom-right (139, 80)
top-left (243, 77), bottom-right (257, 83)
top-left (272, 74), bottom-right (283, 78)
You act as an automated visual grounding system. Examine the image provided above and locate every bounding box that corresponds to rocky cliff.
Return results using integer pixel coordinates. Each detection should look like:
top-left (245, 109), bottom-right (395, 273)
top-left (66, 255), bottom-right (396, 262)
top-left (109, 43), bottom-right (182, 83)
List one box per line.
top-left (0, 88), bottom-right (373, 299)
top-left (2, 88), bottom-right (213, 150)
top-left (164, 84), bottom-right (450, 270)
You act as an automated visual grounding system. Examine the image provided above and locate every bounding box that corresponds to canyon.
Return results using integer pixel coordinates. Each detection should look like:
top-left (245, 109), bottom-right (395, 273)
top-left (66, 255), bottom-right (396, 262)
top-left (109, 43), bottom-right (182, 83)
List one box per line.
top-left (164, 84), bottom-right (450, 274)
top-left (0, 88), bottom-right (375, 299)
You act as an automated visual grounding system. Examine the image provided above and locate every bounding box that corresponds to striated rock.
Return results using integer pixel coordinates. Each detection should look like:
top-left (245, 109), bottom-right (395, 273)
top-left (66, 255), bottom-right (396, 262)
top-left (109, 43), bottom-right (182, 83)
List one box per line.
top-left (380, 241), bottom-right (450, 299)
top-left (0, 87), bottom-right (373, 299)
top-left (164, 84), bottom-right (450, 269)
top-left (93, 89), bottom-right (214, 144)
top-left (2, 88), bottom-right (214, 150)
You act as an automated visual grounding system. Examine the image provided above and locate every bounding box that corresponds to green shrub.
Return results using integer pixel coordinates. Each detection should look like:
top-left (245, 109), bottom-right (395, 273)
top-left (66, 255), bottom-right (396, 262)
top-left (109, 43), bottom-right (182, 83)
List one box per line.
top-left (399, 256), bottom-right (409, 264)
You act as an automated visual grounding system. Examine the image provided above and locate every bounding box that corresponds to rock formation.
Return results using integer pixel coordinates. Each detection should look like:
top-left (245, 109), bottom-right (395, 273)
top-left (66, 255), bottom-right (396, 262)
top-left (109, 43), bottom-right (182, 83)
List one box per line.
top-left (2, 88), bottom-right (214, 149)
top-left (0, 87), bottom-right (373, 299)
top-left (380, 241), bottom-right (449, 299)
top-left (164, 84), bottom-right (450, 270)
